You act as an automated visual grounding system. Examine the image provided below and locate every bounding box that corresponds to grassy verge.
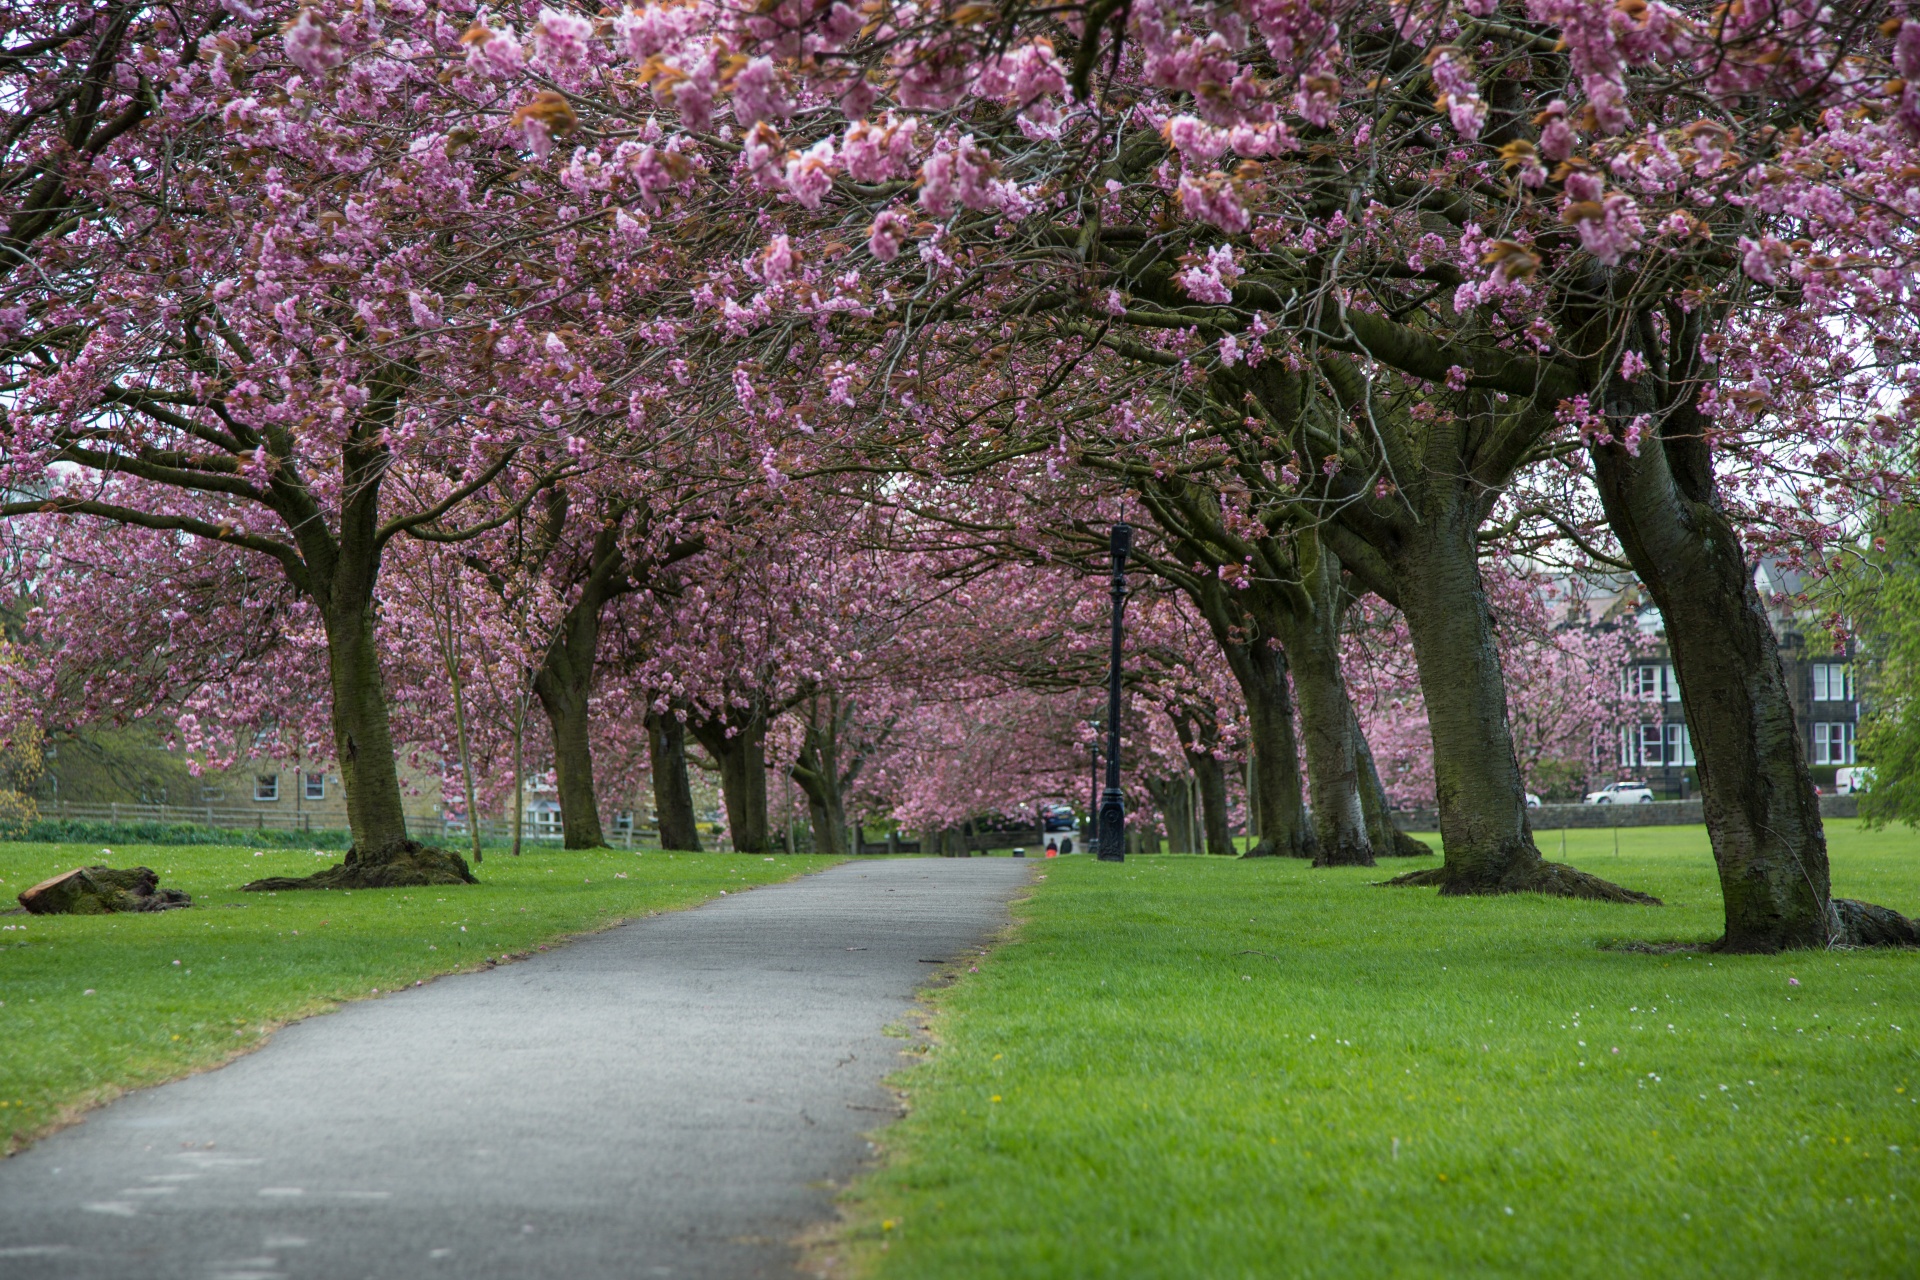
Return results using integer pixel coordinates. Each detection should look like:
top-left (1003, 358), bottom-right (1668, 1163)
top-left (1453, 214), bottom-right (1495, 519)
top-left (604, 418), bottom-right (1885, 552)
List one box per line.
top-left (838, 821), bottom-right (1920, 1279)
top-left (0, 841), bottom-right (840, 1155)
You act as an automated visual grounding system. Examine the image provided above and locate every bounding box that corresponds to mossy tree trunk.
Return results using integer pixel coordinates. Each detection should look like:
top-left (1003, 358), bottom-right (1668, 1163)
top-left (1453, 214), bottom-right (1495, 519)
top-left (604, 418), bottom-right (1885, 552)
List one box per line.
top-left (1353, 702), bottom-right (1431, 857)
top-left (1168, 706), bottom-right (1237, 855)
top-left (791, 694), bottom-right (859, 856)
top-left (1587, 305), bottom-right (1833, 948)
top-left (646, 709), bottom-right (702, 851)
top-left (690, 707), bottom-right (770, 854)
top-left (1275, 538), bottom-right (1373, 867)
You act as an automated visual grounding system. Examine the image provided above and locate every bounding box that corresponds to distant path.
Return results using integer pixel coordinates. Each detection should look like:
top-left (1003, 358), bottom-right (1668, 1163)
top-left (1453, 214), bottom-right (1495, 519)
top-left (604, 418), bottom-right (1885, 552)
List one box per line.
top-left (0, 858), bottom-right (1031, 1280)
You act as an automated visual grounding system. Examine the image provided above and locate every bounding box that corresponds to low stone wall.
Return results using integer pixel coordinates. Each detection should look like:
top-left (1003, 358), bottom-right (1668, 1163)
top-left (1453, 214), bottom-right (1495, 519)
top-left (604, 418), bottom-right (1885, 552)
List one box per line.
top-left (1392, 793), bottom-right (1858, 833)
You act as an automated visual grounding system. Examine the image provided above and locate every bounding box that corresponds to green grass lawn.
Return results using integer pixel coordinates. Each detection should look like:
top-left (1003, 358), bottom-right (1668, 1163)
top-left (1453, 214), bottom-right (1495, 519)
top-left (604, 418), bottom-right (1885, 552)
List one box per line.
top-left (840, 821), bottom-right (1920, 1280)
top-left (0, 841), bottom-right (839, 1155)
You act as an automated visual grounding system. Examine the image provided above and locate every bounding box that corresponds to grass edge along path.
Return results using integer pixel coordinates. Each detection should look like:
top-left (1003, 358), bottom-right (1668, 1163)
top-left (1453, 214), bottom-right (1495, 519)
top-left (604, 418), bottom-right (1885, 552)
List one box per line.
top-left (817, 822), bottom-right (1920, 1280)
top-left (0, 841), bottom-right (843, 1156)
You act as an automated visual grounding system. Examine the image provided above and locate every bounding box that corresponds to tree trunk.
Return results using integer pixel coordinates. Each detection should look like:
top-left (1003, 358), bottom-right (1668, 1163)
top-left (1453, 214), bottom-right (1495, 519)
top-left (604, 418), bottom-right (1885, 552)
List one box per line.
top-left (1190, 749), bottom-right (1234, 855)
top-left (532, 665), bottom-right (606, 849)
top-left (1353, 701), bottom-right (1431, 857)
top-left (791, 709), bottom-right (846, 855)
top-left (1590, 325), bottom-right (1831, 945)
top-left (647, 711), bottom-right (702, 852)
top-left (1276, 541), bottom-right (1373, 866)
top-left (1151, 776), bottom-right (1191, 853)
top-left (321, 595), bottom-right (412, 853)
top-left (245, 589), bottom-right (477, 892)
top-left (1184, 578), bottom-right (1313, 858)
top-left (1386, 510), bottom-right (1653, 901)
top-left (446, 648), bottom-right (483, 866)
top-left (1234, 643), bottom-right (1313, 859)
top-left (690, 711), bottom-right (770, 853)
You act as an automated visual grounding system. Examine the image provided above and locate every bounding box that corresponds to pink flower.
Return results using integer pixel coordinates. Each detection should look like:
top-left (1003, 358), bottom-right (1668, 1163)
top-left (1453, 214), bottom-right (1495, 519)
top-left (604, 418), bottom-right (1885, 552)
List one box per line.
top-left (1175, 245), bottom-right (1242, 304)
top-left (731, 57), bottom-right (790, 128)
top-left (1176, 172), bottom-right (1251, 234)
top-left (283, 10), bottom-right (345, 80)
top-left (1619, 349), bottom-right (1648, 382)
top-left (531, 7), bottom-right (594, 76)
top-left (783, 139), bottom-right (836, 209)
top-left (1738, 236), bottom-right (1791, 288)
top-left (868, 208), bottom-right (911, 262)
top-left (918, 135), bottom-right (998, 218)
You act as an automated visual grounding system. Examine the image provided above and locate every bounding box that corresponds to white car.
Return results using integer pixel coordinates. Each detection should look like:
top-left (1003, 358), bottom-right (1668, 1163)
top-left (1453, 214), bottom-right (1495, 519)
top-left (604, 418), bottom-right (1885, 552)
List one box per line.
top-left (1525, 793), bottom-right (1542, 808)
top-left (1584, 781), bottom-right (1655, 805)
top-left (1835, 766), bottom-right (1875, 795)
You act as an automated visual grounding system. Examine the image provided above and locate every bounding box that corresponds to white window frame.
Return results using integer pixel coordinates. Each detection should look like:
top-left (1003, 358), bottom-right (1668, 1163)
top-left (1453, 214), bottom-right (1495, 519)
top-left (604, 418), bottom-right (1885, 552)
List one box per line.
top-left (1639, 723), bottom-right (1665, 766)
top-left (1812, 664), bottom-right (1853, 703)
top-left (1627, 666), bottom-right (1662, 701)
top-left (1813, 722), bottom-right (1856, 765)
top-left (1665, 723), bottom-right (1695, 766)
top-left (254, 775), bottom-right (279, 802)
top-left (304, 772), bottom-right (326, 801)
top-left (1619, 726), bottom-right (1635, 767)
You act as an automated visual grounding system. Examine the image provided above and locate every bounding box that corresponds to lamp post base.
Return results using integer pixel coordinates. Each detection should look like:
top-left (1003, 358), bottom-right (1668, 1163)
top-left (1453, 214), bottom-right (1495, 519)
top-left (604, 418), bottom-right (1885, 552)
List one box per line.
top-left (1097, 788), bottom-right (1126, 862)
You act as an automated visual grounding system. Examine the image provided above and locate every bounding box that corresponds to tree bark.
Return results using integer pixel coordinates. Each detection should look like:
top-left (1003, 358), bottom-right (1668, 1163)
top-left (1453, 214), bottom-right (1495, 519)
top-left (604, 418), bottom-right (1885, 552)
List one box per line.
top-left (1179, 576), bottom-right (1314, 858)
top-left (1275, 539), bottom-right (1373, 866)
top-left (1144, 774), bottom-right (1191, 852)
top-left (689, 709), bottom-right (770, 853)
top-left (319, 593), bottom-right (412, 854)
top-left (1388, 510), bottom-right (1554, 892)
top-left (532, 663), bottom-right (605, 849)
top-left (1353, 701), bottom-right (1431, 857)
top-left (1588, 308), bottom-right (1832, 947)
top-left (791, 701), bottom-right (848, 855)
top-left (647, 711), bottom-right (702, 851)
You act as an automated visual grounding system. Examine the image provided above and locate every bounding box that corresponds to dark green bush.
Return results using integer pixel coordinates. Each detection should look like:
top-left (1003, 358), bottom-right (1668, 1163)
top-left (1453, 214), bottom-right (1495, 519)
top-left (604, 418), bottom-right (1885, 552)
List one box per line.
top-left (17, 819), bottom-right (353, 849)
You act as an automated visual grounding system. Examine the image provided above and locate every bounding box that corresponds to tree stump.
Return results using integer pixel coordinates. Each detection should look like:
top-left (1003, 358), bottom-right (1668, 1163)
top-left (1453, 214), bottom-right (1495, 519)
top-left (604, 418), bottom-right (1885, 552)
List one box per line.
top-left (18, 866), bottom-right (192, 915)
top-left (242, 839), bottom-right (477, 891)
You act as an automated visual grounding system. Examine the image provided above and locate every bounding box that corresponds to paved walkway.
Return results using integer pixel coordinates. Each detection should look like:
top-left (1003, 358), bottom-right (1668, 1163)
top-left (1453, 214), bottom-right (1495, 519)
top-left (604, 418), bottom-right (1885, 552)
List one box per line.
top-left (0, 858), bottom-right (1031, 1279)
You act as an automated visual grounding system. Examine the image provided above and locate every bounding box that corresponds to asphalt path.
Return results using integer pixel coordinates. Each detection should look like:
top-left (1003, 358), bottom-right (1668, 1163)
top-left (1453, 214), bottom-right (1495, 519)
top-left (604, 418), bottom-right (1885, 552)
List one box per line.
top-left (0, 857), bottom-right (1032, 1280)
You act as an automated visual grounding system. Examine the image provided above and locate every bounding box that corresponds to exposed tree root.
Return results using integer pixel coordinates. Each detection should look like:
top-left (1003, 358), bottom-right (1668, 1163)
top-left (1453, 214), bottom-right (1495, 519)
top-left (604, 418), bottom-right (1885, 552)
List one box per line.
top-left (1382, 830), bottom-right (1435, 858)
top-left (1829, 899), bottom-right (1920, 948)
top-left (1241, 834), bottom-right (1314, 860)
top-left (1377, 859), bottom-right (1660, 904)
top-left (1313, 838), bottom-right (1376, 869)
top-left (243, 839), bottom-right (478, 892)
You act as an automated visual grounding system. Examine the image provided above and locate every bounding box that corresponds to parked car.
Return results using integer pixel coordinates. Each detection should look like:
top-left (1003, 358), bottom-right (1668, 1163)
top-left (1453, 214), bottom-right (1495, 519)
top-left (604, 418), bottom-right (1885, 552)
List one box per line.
top-left (1041, 804), bottom-right (1077, 832)
top-left (1835, 766), bottom-right (1876, 795)
top-left (1584, 781), bottom-right (1655, 805)
top-left (1525, 792), bottom-right (1542, 808)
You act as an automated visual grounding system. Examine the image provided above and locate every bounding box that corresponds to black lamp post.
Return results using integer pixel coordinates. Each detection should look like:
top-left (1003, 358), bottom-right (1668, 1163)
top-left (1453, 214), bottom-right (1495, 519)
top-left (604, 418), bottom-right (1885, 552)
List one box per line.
top-left (1098, 523), bottom-right (1132, 862)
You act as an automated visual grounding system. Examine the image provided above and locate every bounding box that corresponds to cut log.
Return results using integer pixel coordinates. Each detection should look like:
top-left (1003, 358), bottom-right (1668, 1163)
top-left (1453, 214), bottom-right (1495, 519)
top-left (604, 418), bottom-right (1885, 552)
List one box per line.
top-left (18, 865), bottom-right (192, 915)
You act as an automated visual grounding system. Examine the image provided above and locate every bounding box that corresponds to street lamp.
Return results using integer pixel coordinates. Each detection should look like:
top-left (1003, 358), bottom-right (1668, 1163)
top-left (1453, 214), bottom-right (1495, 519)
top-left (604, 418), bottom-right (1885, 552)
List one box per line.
top-left (1098, 523), bottom-right (1132, 862)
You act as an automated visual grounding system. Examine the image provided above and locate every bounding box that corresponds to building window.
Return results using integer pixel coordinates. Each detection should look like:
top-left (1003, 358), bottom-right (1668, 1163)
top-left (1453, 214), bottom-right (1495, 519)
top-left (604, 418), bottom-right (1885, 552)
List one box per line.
top-left (1811, 663), bottom-right (1853, 703)
top-left (1619, 726), bottom-right (1635, 767)
top-left (1665, 723), bottom-right (1695, 766)
top-left (1664, 665), bottom-right (1682, 702)
top-left (254, 775), bottom-right (279, 802)
top-left (201, 784), bottom-right (221, 802)
top-left (1626, 665), bottom-right (1663, 701)
top-left (304, 772), bottom-right (326, 801)
top-left (1639, 723), bottom-right (1665, 766)
top-left (1813, 722), bottom-right (1856, 765)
